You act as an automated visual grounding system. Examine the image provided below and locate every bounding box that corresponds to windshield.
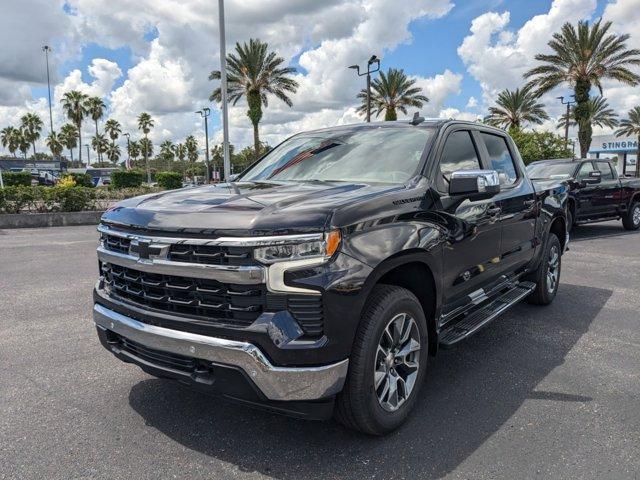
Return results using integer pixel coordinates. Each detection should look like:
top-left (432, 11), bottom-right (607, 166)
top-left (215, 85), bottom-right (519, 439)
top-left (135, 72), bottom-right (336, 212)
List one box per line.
top-left (239, 127), bottom-right (434, 184)
top-left (526, 162), bottom-right (576, 179)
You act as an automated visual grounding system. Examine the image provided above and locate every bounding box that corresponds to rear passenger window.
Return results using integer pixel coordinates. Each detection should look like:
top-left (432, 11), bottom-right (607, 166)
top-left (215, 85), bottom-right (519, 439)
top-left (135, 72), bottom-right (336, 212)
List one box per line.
top-left (480, 133), bottom-right (518, 186)
top-left (596, 162), bottom-right (614, 180)
top-left (438, 130), bottom-right (481, 191)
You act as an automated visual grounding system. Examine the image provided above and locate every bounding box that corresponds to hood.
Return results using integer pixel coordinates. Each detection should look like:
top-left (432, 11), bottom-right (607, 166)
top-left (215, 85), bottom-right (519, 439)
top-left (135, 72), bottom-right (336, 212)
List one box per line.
top-left (101, 180), bottom-right (402, 235)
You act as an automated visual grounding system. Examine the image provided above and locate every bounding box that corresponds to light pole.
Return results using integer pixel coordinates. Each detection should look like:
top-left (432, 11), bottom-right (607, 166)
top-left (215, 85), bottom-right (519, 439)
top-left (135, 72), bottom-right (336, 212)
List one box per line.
top-left (558, 95), bottom-right (576, 149)
top-left (123, 133), bottom-right (130, 169)
top-left (42, 45), bottom-right (54, 134)
top-left (218, 0), bottom-right (231, 181)
top-left (196, 108), bottom-right (211, 182)
top-left (349, 55), bottom-right (380, 122)
top-left (85, 144), bottom-right (91, 166)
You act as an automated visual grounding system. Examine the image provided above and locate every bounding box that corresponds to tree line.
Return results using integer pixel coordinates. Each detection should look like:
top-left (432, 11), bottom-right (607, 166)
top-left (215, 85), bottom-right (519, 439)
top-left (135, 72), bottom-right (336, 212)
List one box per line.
top-left (2, 19), bottom-right (640, 178)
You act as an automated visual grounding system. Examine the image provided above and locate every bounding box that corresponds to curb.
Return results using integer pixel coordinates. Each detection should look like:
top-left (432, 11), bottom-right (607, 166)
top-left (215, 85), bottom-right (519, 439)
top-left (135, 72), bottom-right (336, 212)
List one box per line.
top-left (0, 211), bottom-right (104, 229)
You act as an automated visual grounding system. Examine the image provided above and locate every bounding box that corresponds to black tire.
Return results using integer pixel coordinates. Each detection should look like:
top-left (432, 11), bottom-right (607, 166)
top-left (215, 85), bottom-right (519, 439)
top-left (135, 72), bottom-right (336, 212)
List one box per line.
top-left (335, 285), bottom-right (429, 435)
top-left (622, 201), bottom-right (640, 231)
top-left (526, 233), bottom-right (561, 305)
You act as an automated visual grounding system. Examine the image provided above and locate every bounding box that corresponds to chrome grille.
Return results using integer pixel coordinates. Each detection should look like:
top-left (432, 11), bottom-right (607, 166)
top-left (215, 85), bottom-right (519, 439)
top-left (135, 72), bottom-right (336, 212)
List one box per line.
top-left (101, 262), bottom-right (265, 327)
top-left (102, 234), bottom-right (131, 255)
top-left (169, 244), bottom-right (256, 266)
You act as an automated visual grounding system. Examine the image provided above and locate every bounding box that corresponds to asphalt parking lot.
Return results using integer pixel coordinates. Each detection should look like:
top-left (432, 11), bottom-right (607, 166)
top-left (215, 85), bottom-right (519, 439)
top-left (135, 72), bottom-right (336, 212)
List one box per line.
top-left (1, 222), bottom-right (639, 480)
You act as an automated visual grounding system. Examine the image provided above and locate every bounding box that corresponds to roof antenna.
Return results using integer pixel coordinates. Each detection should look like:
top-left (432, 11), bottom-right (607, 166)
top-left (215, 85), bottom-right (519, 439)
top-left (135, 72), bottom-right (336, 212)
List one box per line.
top-left (410, 111), bottom-right (425, 125)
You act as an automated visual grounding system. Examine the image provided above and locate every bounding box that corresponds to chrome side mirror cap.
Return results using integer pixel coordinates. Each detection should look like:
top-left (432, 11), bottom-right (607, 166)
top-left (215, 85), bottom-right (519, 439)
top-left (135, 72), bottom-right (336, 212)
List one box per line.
top-left (449, 169), bottom-right (501, 198)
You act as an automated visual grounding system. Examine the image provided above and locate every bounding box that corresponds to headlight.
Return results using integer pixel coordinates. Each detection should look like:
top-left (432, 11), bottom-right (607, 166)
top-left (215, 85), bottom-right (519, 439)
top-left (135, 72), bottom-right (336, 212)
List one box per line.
top-left (254, 230), bottom-right (341, 264)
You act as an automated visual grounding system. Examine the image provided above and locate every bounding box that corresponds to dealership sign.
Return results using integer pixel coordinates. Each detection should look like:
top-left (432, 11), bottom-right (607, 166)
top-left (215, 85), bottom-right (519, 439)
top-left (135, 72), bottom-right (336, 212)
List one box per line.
top-left (590, 134), bottom-right (638, 153)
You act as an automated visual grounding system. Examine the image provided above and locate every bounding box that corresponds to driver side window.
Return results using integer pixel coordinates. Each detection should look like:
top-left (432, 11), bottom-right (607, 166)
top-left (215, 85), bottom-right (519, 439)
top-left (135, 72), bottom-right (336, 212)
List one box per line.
top-left (576, 162), bottom-right (596, 180)
top-left (437, 130), bottom-right (481, 192)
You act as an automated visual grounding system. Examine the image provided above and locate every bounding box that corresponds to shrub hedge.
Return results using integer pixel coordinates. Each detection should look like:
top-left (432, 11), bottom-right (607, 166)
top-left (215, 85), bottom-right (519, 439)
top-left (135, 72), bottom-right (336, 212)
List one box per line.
top-left (2, 171), bottom-right (32, 187)
top-left (111, 170), bottom-right (144, 189)
top-left (63, 172), bottom-right (94, 187)
top-left (0, 185), bottom-right (161, 214)
top-left (155, 171), bottom-right (183, 190)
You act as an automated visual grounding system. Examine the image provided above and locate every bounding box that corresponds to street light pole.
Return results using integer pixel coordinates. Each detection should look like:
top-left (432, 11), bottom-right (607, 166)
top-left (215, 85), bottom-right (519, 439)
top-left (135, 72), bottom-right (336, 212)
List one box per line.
top-left (42, 45), bottom-right (54, 134)
top-left (558, 95), bottom-right (576, 150)
top-left (85, 144), bottom-right (91, 166)
top-left (349, 55), bottom-right (380, 123)
top-left (196, 108), bottom-right (211, 183)
top-left (218, 0), bottom-right (231, 181)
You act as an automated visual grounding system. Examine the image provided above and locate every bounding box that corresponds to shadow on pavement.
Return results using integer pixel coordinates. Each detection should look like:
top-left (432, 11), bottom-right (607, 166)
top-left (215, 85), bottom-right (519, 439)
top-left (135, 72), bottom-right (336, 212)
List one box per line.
top-left (570, 221), bottom-right (638, 242)
top-left (128, 283), bottom-right (611, 479)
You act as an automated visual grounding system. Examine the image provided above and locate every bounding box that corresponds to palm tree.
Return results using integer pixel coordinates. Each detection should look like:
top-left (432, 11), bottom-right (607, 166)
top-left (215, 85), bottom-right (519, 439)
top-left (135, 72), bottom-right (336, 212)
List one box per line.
top-left (91, 134), bottom-right (108, 165)
top-left (61, 90), bottom-right (89, 165)
top-left (139, 137), bottom-right (153, 168)
top-left (1, 126), bottom-right (20, 157)
top-left (185, 135), bottom-right (198, 162)
top-left (160, 140), bottom-right (175, 160)
top-left (17, 129), bottom-right (30, 159)
top-left (357, 68), bottom-right (429, 121)
top-left (85, 96), bottom-right (106, 162)
top-left (106, 143), bottom-right (121, 164)
top-left (45, 132), bottom-right (64, 158)
top-left (137, 112), bottom-right (154, 182)
top-left (558, 96), bottom-right (618, 131)
top-left (20, 113), bottom-right (44, 158)
top-left (616, 106), bottom-right (640, 177)
top-left (209, 38), bottom-right (299, 159)
top-left (128, 140), bottom-right (140, 162)
top-left (104, 119), bottom-right (121, 143)
top-left (59, 124), bottom-right (78, 164)
top-left (174, 143), bottom-right (187, 162)
top-left (484, 87), bottom-right (549, 131)
top-left (525, 19), bottom-right (640, 157)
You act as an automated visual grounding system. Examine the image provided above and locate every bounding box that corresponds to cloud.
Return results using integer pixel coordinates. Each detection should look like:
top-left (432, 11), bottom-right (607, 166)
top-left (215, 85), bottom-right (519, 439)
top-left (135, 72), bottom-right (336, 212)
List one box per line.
top-left (457, 0), bottom-right (597, 109)
top-left (0, 0), bottom-right (71, 89)
top-left (454, 0), bottom-right (640, 137)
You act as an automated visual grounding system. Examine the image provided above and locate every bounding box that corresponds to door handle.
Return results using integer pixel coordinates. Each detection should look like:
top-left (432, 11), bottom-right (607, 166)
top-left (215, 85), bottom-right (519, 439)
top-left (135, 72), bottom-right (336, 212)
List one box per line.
top-left (523, 199), bottom-right (535, 207)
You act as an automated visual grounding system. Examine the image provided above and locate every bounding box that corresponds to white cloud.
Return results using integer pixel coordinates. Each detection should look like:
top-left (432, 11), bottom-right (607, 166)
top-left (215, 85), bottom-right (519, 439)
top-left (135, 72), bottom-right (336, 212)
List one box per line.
top-left (466, 96), bottom-right (478, 109)
top-left (457, 0), bottom-right (597, 110)
top-left (0, 0), bottom-right (71, 90)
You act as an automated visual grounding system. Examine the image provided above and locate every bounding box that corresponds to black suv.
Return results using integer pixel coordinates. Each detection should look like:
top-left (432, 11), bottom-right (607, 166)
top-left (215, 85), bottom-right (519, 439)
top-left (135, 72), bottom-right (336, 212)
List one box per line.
top-left (94, 120), bottom-right (568, 435)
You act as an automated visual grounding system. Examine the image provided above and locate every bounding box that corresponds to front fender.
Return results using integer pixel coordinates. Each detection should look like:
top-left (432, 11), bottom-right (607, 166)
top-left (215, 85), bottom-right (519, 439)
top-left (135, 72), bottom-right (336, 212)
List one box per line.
top-left (340, 220), bottom-right (446, 311)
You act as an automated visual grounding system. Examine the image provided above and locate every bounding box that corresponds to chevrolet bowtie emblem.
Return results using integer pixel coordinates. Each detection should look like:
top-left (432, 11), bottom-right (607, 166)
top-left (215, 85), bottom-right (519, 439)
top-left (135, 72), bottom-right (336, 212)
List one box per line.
top-left (129, 239), bottom-right (166, 260)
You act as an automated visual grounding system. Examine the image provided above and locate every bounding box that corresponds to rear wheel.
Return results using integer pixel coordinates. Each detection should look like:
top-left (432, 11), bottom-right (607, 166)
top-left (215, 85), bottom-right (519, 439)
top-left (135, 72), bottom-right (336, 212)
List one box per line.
top-left (622, 202), bottom-right (640, 230)
top-left (335, 285), bottom-right (428, 435)
top-left (526, 233), bottom-right (561, 305)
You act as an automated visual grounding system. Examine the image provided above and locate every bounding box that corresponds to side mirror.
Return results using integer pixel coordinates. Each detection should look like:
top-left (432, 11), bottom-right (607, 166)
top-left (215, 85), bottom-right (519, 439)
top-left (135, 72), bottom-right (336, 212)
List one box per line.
top-left (449, 169), bottom-right (500, 199)
top-left (583, 170), bottom-right (601, 184)
top-left (227, 173), bottom-right (239, 183)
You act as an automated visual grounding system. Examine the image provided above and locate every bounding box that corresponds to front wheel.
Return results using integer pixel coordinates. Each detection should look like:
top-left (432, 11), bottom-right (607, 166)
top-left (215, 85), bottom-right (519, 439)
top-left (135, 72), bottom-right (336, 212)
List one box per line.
top-left (622, 202), bottom-right (640, 230)
top-left (335, 285), bottom-right (428, 435)
top-left (526, 233), bottom-right (561, 305)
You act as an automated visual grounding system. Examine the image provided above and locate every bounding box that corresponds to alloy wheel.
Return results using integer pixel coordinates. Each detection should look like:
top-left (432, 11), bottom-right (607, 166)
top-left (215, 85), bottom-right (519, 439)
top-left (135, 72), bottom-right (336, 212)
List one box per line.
top-left (633, 205), bottom-right (640, 227)
top-left (547, 244), bottom-right (560, 294)
top-left (374, 313), bottom-right (421, 412)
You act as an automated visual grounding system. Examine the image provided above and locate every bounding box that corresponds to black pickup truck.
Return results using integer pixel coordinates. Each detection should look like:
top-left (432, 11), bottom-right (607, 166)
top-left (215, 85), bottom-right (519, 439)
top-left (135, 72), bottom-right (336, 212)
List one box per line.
top-left (527, 158), bottom-right (640, 231)
top-left (94, 120), bottom-right (568, 435)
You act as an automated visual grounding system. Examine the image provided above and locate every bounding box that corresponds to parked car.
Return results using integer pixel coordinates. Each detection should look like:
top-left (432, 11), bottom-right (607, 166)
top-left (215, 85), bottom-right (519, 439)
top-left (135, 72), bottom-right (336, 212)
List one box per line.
top-left (93, 120), bottom-right (568, 435)
top-left (527, 158), bottom-right (640, 231)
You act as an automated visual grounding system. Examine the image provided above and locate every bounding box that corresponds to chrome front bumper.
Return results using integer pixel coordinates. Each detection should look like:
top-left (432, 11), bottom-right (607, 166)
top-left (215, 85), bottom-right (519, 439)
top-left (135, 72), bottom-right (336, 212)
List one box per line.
top-left (93, 303), bottom-right (348, 401)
